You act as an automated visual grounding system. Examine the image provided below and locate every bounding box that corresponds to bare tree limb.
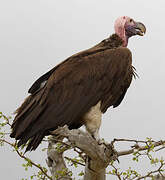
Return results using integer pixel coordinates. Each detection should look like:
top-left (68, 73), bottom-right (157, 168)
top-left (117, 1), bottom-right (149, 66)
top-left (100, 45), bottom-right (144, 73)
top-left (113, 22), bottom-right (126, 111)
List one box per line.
top-left (46, 136), bottom-right (72, 180)
top-left (48, 127), bottom-right (165, 180)
top-left (49, 126), bottom-right (118, 180)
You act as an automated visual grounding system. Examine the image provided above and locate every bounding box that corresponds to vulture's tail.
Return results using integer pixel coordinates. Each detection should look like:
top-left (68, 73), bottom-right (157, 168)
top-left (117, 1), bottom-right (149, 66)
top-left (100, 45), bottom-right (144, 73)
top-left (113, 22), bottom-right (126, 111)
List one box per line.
top-left (10, 92), bottom-right (47, 152)
top-left (18, 132), bottom-right (45, 152)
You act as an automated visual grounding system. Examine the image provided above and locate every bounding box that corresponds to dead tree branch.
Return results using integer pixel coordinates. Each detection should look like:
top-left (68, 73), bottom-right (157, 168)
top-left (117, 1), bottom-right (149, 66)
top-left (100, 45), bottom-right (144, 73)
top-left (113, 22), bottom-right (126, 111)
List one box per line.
top-left (47, 126), bottom-right (165, 180)
top-left (48, 125), bottom-right (118, 180)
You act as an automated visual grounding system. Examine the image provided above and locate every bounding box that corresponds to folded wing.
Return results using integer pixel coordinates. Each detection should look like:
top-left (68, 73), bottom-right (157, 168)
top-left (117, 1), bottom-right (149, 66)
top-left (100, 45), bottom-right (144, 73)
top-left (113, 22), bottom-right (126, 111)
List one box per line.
top-left (10, 46), bottom-right (133, 151)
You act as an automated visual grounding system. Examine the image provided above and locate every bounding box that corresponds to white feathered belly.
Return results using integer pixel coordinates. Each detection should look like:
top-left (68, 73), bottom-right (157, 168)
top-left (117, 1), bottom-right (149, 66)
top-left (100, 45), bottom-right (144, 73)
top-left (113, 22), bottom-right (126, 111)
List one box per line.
top-left (83, 101), bottom-right (102, 136)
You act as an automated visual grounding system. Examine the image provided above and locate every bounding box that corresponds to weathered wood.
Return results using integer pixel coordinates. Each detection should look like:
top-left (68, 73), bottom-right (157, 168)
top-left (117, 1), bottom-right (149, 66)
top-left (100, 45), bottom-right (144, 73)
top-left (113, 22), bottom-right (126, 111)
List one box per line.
top-left (46, 136), bottom-right (72, 180)
top-left (47, 126), bottom-right (117, 180)
top-left (83, 157), bottom-right (106, 180)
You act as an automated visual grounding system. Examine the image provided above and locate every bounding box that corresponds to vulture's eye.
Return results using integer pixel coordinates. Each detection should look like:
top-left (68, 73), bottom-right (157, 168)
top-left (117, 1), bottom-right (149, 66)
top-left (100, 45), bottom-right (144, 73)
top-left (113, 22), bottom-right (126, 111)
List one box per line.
top-left (130, 19), bottom-right (133, 23)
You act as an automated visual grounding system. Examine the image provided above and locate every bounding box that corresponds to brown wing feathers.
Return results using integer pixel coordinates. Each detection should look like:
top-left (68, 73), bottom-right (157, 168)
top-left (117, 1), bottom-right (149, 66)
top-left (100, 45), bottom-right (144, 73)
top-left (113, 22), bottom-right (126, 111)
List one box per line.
top-left (10, 34), bottom-right (133, 151)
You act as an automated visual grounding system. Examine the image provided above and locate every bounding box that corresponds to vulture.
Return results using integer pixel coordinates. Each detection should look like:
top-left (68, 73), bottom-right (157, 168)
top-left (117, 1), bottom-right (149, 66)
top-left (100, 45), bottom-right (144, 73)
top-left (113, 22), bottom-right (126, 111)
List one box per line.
top-left (10, 16), bottom-right (146, 152)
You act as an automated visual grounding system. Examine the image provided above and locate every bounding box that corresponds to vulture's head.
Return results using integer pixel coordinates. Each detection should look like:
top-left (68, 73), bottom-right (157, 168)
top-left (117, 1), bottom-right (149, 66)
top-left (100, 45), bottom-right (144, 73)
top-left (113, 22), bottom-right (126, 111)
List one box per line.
top-left (114, 16), bottom-right (146, 47)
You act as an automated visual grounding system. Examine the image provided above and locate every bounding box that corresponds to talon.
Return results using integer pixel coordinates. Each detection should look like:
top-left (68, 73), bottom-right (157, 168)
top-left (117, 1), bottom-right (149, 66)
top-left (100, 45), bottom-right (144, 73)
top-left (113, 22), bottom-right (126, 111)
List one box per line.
top-left (98, 139), bottom-right (109, 145)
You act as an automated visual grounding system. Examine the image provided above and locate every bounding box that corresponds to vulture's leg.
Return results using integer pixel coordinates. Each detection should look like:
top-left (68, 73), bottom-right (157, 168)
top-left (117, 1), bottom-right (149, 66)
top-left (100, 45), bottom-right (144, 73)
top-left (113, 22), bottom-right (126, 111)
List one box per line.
top-left (84, 101), bottom-right (102, 142)
top-left (91, 128), bottom-right (100, 141)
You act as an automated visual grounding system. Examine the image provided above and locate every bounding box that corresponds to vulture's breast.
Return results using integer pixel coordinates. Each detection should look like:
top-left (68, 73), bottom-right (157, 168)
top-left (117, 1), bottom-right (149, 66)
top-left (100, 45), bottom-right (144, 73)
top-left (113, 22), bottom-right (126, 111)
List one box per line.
top-left (83, 101), bottom-right (102, 133)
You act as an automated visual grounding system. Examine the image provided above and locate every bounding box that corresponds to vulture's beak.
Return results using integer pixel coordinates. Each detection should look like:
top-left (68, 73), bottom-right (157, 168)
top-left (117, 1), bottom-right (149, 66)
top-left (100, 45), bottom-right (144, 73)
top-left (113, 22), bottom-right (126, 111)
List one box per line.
top-left (135, 22), bottom-right (146, 36)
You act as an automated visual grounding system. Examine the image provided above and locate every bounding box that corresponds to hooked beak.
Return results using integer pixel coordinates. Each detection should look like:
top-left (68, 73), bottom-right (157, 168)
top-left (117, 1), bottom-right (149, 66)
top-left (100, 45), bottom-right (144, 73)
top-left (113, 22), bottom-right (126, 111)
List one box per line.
top-left (135, 22), bottom-right (146, 36)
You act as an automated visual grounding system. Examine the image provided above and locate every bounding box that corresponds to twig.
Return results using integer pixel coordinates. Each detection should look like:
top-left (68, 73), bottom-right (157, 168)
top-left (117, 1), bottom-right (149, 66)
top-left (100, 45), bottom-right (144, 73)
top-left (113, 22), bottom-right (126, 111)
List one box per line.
top-left (118, 140), bottom-right (165, 157)
top-left (112, 138), bottom-right (154, 144)
top-left (110, 164), bottom-right (122, 180)
top-left (136, 162), bottom-right (165, 180)
top-left (64, 156), bottom-right (85, 167)
top-left (156, 146), bottom-right (165, 152)
top-left (0, 139), bottom-right (52, 180)
top-left (0, 113), bottom-right (12, 127)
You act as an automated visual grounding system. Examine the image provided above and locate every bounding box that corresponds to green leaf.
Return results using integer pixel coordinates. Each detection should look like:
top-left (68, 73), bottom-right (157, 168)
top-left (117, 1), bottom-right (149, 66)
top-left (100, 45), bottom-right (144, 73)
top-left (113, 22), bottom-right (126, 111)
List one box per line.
top-left (78, 171), bottom-right (84, 176)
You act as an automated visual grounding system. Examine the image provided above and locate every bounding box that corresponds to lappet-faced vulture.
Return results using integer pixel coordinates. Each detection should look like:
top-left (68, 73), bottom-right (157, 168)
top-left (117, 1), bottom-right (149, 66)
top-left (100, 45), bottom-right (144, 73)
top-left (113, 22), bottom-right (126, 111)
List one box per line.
top-left (10, 16), bottom-right (146, 152)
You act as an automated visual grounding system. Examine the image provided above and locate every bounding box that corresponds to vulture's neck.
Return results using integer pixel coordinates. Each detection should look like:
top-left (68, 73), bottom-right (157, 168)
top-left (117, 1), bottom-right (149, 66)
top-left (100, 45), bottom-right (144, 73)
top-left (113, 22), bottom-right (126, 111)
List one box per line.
top-left (71, 34), bottom-right (124, 59)
top-left (96, 34), bottom-right (124, 49)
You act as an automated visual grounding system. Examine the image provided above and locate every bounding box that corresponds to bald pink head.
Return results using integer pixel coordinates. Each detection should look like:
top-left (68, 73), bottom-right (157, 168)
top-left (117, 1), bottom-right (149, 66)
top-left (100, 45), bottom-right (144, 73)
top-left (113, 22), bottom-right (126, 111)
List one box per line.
top-left (114, 16), bottom-right (146, 47)
top-left (114, 16), bottom-right (130, 47)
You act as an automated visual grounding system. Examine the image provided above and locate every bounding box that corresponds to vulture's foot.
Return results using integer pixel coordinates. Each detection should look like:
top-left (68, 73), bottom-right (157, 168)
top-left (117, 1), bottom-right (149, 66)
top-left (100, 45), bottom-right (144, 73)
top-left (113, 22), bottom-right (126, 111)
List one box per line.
top-left (98, 138), bottom-right (109, 146)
